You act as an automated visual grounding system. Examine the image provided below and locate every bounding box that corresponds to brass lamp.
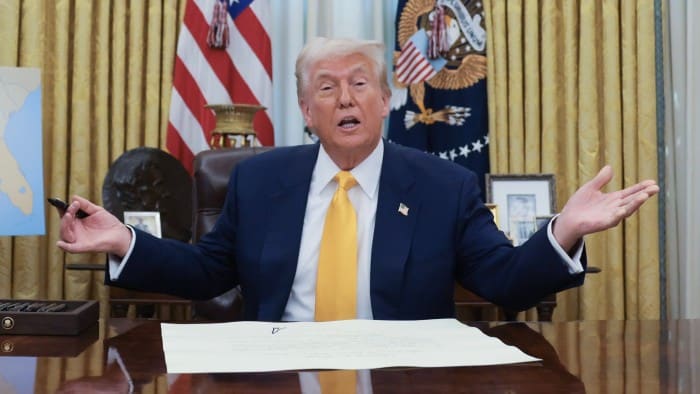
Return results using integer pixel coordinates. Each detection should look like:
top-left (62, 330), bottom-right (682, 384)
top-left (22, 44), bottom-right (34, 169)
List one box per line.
top-left (206, 104), bottom-right (265, 148)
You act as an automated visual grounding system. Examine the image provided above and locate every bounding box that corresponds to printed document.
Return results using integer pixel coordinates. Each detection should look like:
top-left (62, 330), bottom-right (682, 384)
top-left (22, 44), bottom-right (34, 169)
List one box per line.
top-left (161, 318), bottom-right (539, 373)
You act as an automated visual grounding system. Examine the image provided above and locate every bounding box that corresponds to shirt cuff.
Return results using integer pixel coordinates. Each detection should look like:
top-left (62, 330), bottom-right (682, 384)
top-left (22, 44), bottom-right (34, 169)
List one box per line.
top-left (108, 225), bottom-right (136, 281)
top-left (546, 214), bottom-right (585, 274)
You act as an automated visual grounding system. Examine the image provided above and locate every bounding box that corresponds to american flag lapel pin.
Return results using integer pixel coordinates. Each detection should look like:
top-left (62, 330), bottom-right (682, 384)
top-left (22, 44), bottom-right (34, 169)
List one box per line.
top-left (398, 203), bottom-right (409, 216)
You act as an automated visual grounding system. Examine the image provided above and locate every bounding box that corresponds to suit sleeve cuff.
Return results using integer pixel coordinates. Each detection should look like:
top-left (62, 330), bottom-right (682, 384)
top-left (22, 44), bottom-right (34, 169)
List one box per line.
top-left (108, 225), bottom-right (136, 281)
top-left (546, 214), bottom-right (585, 274)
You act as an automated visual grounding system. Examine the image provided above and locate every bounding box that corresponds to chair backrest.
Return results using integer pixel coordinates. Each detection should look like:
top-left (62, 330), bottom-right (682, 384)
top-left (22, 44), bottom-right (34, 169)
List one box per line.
top-left (190, 146), bottom-right (273, 320)
top-left (192, 146), bottom-right (274, 242)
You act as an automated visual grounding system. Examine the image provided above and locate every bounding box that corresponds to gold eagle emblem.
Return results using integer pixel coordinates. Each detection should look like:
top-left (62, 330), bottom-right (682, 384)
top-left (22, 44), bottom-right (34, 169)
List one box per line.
top-left (393, 0), bottom-right (487, 128)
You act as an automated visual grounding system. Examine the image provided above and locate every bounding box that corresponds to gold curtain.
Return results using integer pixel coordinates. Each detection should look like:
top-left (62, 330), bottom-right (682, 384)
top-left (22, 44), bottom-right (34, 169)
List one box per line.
top-left (1, 1), bottom-right (185, 391)
top-left (484, 0), bottom-right (659, 320)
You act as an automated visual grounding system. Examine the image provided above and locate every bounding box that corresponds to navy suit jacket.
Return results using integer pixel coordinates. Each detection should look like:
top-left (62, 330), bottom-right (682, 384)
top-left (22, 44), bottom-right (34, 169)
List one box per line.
top-left (113, 141), bottom-right (586, 321)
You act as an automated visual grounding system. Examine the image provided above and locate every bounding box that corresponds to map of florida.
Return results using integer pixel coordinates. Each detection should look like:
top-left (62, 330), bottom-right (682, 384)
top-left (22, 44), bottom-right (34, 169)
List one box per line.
top-left (0, 69), bottom-right (40, 215)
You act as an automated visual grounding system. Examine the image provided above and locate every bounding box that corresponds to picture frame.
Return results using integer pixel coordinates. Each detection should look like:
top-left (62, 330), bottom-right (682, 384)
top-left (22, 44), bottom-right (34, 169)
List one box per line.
top-left (485, 174), bottom-right (556, 246)
top-left (123, 211), bottom-right (162, 238)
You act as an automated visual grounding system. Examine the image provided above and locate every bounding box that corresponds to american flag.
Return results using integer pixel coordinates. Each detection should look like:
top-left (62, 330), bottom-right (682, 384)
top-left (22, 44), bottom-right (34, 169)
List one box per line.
top-left (167, 0), bottom-right (273, 173)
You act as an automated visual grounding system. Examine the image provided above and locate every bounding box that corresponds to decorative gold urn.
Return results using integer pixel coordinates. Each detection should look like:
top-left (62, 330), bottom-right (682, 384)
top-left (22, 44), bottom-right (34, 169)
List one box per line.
top-left (206, 104), bottom-right (265, 148)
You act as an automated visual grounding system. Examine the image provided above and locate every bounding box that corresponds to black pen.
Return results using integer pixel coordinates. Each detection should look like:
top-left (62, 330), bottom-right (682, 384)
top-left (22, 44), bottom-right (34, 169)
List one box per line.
top-left (0, 302), bottom-right (22, 311)
top-left (44, 303), bottom-right (66, 312)
top-left (47, 198), bottom-right (89, 219)
top-left (23, 302), bottom-right (46, 312)
top-left (37, 303), bottom-right (59, 312)
top-left (9, 302), bottom-right (31, 312)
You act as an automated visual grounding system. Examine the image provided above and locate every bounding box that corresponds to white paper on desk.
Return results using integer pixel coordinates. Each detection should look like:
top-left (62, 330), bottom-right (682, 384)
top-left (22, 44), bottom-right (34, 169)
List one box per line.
top-left (161, 318), bottom-right (539, 373)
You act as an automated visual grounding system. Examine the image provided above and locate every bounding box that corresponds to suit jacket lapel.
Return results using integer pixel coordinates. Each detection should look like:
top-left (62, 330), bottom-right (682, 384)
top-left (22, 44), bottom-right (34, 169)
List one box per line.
top-left (257, 144), bottom-right (319, 320)
top-left (370, 142), bottom-right (420, 319)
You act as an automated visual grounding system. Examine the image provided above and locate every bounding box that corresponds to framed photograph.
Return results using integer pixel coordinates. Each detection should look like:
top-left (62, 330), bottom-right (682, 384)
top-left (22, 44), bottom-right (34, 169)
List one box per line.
top-left (123, 211), bottom-right (162, 238)
top-left (485, 174), bottom-right (556, 246)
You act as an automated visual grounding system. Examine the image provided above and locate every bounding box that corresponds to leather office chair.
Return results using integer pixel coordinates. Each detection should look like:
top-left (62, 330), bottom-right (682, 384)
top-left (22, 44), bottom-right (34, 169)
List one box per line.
top-left (190, 146), bottom-right (273, 321)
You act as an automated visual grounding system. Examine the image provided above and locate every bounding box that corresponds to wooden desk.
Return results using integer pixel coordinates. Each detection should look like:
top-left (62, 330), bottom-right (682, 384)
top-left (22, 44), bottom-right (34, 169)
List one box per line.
top-left (1, 319), bottom-right (697, 393)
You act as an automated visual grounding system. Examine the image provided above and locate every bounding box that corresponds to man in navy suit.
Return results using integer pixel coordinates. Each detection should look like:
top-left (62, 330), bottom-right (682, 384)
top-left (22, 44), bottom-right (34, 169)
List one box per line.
top-left (56, 37), bottom-right (659, 321)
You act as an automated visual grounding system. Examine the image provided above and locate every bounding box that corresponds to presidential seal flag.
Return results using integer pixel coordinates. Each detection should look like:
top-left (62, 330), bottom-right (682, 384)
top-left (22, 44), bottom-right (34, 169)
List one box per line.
top-left (388, 0), bottom-right (489, 197)
top-left (167, 0), bottom-right (273, 174)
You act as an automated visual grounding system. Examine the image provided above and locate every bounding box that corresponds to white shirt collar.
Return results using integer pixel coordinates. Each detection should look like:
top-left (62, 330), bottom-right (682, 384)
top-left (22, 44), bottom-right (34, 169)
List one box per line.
top-left (311, 139), bottom-right (384, 199)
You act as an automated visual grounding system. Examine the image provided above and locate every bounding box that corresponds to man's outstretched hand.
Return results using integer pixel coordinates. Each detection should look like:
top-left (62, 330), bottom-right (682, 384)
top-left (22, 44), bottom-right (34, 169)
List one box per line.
top-left (552, 165), bottom-right (660, 252)
top-left (55, 195), bottom-right (132, 257)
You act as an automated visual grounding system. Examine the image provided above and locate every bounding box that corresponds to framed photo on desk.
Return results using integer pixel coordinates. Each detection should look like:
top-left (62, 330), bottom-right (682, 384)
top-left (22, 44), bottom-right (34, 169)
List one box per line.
top-left (485, 174), bottom-right (556, 246)
top-left (123, 211), bottom-right (162, 238)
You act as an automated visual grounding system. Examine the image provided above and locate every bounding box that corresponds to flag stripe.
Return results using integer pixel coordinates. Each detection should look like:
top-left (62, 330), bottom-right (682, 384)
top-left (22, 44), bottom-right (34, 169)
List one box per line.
top-left (225, 10), bottom-right (273, 107)
top-left (226, 10), bottom-right (273, 145)
top-left (415, 67), bottom-right (436, 82)
top-left (169, 89), bottom-right (210, 155)
top-left (396, 43), bottom-right (420, 66)
top-left (234, 7), bottom-right (272, 78)
top-left (171, 57), bottom-right (216, 143)
top-left (395, 42), bottom-right (437, 85)
top-left (395, 44), bottom-right (419, 74)
top-left (178, 27), bottom-right (233, 106)
top-left (166, 124), bottom-right (196, 174)
top-left (405, 59), bottom-right (432, 83)
top-left (397, 51), bottom-right (423, 80)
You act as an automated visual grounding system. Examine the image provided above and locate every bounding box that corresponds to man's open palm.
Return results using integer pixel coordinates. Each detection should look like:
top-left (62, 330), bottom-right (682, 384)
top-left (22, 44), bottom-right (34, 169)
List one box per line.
top-left (552, 166), bottom-right (659, 251)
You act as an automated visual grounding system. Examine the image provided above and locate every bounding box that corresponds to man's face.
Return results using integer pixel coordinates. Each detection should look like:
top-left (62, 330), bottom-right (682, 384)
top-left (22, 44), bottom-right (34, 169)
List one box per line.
top-left (299, 53), bottom-right (390, 168)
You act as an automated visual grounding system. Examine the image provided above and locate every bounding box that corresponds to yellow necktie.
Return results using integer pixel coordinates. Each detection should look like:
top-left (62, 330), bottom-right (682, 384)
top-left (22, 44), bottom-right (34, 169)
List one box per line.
top-left (315, 171), bottom-right (358, 321)
top-left (319, 370), bottom-right (356, 394)
top-left (316, 172), bottom-right (358, 393)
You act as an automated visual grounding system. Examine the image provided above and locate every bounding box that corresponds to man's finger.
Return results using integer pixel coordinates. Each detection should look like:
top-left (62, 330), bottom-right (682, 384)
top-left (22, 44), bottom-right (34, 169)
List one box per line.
top-left (64, 202), bottom-right (80, 217)
top-left (57, 240), bottom-right (83, 254)
top-left (587, 165), bottom-right (613, 191)
top-left (71, 195), bottom-right (102, 215)
top-left (59, 214), bottom-right (76, 243)
top-left (617, 180), bottom-right (658, 200)
top-left (644, 183), bottom-right (660, 197)
top-left (620, 192), bottom-right (652, 219)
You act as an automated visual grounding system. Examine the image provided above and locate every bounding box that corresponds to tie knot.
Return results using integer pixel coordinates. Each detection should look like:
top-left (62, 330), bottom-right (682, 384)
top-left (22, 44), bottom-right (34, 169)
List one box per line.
top-left (335, 171), bottom-right (357, 191)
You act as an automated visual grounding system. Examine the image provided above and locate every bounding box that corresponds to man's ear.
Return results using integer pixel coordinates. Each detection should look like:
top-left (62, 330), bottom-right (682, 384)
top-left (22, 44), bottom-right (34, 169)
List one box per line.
top-left (299, 98), bottom-right (313, 128)
top-left (380, 91), bottom-right (390, 118)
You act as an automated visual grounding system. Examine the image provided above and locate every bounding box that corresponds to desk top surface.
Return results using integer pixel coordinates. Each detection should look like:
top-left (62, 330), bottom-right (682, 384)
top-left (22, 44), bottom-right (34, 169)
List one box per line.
top-left (1, 319), bottom-right (698, 393)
